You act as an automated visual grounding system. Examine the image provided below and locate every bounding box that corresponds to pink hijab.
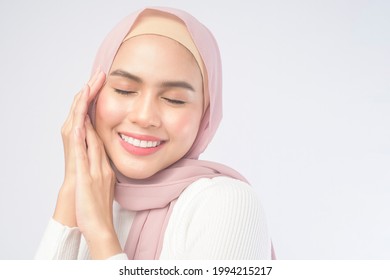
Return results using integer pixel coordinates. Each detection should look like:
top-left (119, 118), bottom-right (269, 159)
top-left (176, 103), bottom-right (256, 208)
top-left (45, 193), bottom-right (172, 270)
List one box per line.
top-left (88, 7), bottom-right (271, 259)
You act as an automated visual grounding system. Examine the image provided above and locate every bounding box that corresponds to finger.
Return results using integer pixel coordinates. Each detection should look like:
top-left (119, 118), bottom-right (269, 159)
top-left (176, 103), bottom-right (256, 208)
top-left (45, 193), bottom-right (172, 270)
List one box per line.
top-left (87, 67), bottom-right (101, 88)
top-left (85, 116), bottom-right (102, 177)
top-left (62, 87), bottom-right (84, 133)
top-left (73, 122), bottom-right (89, 184)
top-left (65, 70), bottom-right (105, 131)
top-left (71, 70), bottom-right (104, 121)
top-left (71, 84), bottom-right (90, 135)
top-left (87, 71), bottom-right (106, 103)
top-left (85, 117), bottom-right (114, 187)
top-left (63, 70), bottom-right (106, 153)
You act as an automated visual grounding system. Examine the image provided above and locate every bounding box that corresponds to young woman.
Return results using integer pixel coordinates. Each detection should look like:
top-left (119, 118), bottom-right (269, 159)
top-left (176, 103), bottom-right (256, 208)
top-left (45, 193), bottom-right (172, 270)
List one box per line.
top-left (35, 7), bottom-right (272, 260)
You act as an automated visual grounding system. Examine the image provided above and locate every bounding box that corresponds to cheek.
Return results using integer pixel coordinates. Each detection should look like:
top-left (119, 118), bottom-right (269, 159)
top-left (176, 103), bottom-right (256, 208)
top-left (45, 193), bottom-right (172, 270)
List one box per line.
top-left (165, 110), bottom-right (202, 143)
top-left (95, 91), bottom-right (125, 132)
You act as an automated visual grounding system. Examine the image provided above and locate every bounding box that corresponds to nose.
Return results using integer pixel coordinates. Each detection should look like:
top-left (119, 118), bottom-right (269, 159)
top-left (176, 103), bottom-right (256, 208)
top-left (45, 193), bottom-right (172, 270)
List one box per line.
top-left (127, 93), bottom-right (161, 128)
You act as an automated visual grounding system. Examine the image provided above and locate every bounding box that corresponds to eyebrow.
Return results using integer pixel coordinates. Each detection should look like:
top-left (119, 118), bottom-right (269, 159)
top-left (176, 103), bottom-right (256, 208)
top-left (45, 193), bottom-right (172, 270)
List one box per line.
top-left (110, 69), bottom-right (195, 92)
top-left (160, 81), bottom-right (195, 92)
top-left (110, 69), bottom-right (142, 83)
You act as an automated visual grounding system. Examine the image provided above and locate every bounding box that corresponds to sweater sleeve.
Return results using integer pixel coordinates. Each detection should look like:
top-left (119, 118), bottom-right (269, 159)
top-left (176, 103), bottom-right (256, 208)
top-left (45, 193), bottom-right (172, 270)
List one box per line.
top-left (34, 218), bottom-right (81, 260)
top-left (35, 203), bottom-right (132, 260)
top-left (159, 177), bottom-right (271, 260)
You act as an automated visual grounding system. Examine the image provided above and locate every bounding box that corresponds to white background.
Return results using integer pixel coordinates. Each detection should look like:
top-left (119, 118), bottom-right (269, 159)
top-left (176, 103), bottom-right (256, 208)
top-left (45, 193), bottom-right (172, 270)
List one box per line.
top-left (0, 0), bottom-right (389, 259)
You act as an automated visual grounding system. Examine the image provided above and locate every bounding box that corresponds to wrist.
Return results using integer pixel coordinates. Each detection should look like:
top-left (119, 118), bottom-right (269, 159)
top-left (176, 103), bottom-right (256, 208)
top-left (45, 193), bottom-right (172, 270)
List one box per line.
top-left (53, 184), bottom-right (77, 227)
top-left (86, 228), bottom-right (122, 259)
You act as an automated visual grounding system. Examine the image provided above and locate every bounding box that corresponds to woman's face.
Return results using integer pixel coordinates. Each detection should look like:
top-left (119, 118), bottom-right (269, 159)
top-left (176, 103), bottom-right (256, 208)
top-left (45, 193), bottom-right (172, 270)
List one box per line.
top-left (95, 35), bottom-right (204, 179)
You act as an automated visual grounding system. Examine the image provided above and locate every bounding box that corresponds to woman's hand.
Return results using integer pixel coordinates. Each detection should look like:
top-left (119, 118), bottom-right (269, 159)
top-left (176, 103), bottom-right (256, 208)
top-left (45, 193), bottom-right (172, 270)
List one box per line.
top-left (53, 70), bottom-right (122, 259)
top-left (54, 69), bottom-right (104, 227)
top-left (54, 70), bottom-right (104, 227)
top-left (74, 114), bottom-right (121, 259)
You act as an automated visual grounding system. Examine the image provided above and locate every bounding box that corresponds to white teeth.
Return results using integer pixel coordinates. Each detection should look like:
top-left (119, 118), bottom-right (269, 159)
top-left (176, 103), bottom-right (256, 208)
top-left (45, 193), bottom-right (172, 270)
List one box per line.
top-left (140, 141), bottom-right (147, 148)
top-left (120, 134), bottom-right (161, 148)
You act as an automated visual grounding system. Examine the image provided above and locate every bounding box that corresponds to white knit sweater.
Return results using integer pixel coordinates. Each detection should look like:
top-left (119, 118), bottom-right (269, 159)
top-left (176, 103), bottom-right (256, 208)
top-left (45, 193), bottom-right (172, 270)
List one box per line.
top-left (35, 176), bottom-right (271, 260)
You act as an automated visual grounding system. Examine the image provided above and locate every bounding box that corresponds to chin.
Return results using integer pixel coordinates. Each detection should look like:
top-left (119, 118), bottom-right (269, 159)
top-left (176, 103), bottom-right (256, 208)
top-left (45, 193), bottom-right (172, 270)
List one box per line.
top-left (114, 161), bottom-right (159, 180)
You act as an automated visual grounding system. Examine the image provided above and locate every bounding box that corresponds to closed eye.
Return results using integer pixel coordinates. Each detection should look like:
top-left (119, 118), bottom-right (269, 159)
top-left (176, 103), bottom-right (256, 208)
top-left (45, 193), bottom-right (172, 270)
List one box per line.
top-left (114, 89), bottom-right (137, 95)
top-left (162, 97), bottom-right (186, 105)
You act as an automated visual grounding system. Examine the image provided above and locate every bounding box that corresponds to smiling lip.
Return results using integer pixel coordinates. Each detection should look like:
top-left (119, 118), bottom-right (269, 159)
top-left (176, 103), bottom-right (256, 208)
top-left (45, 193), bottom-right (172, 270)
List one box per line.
top-left (118, 132), bottom-right (165, 156)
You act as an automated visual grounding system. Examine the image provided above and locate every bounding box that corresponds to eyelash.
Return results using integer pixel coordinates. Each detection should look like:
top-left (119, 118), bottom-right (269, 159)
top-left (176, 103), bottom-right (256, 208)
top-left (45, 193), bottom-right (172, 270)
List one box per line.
top-left (114, 89), bottom-right (136, 95)
top-left (162, 97), bottom-right (186, 105)
top-left (115, 89), bottom-right (185, 105)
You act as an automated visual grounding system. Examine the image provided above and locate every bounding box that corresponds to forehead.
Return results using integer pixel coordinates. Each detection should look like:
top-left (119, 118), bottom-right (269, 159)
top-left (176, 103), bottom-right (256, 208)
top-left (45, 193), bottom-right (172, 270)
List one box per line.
top-left (110, 35), bottom-right (202, 83)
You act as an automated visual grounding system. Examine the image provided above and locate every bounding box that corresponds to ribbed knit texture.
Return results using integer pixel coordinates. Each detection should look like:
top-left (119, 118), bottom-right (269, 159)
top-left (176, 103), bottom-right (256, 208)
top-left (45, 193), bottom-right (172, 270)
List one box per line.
top-left (35, 177), bottom-right (270, 260)
top-left (159, 177), bottom-right (270, 259)
top-left (35, 219), bottom-right (81, 260)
